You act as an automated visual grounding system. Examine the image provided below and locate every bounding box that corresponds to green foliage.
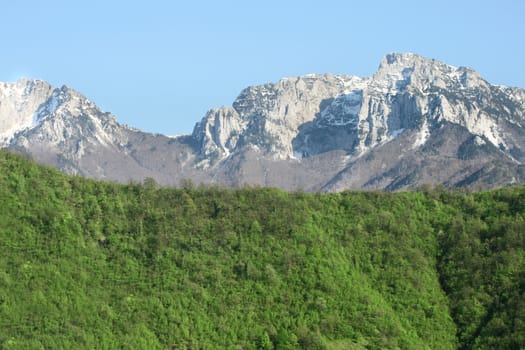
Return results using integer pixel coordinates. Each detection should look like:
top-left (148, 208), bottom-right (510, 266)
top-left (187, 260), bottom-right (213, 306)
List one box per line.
top-left (0, 150), bottom-right (523, 349)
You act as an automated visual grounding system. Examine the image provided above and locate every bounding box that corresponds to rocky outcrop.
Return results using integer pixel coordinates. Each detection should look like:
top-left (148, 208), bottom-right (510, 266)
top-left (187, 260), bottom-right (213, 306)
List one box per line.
top-left (0, 78), bottom-right (54, 145)
top-left (192, 53), bottom-right (525, 169)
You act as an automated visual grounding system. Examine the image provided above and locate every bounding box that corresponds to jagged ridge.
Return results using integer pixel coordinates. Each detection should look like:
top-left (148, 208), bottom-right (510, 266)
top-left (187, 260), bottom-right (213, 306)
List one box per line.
top-left (1, 53), bottom-right (524, 190)
top-left (193, 53), bottom-right (525, 164)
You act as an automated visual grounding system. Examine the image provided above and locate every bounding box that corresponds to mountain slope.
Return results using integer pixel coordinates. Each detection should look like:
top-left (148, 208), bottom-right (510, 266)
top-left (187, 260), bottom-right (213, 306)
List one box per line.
top-left (0, 151), bottom-right (524, 349)
top-left (1, 53), bottom-right (525, 190)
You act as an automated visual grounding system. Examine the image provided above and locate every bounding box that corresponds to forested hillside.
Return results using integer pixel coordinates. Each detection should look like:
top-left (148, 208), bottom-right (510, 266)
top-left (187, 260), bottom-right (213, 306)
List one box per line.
top-left (0, 150), bottom-right (523, 349)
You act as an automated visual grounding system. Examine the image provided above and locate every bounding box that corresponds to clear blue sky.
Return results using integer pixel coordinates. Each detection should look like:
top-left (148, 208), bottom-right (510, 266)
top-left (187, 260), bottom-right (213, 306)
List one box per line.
top-left (2, 0), bottom-right (524, 135)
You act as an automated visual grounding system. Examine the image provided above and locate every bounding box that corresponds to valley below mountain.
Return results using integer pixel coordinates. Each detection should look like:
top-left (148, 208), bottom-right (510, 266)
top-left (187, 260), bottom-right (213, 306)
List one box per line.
top-left (1, 53), bottom-right (524, 190)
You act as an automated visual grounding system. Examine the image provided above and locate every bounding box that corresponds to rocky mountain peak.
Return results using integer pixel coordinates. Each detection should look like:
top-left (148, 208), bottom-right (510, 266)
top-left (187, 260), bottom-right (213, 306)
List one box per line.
top-left (191, 53), bottom-right (525, 168)
top-left (0, 78), bottom-right (55, 145)
top-left (0, 79), bottom-right (121, 147)
top-left (374, 52), bottom-right (481, 92)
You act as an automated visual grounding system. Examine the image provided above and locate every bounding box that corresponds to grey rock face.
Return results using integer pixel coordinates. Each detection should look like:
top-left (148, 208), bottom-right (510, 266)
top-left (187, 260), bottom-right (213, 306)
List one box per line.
top-left (1, 53), bottom-right (525, 191)
top-left (193, 74), bottom-right (363, 161)
top-left (0, 78), bottom-right (55, 145)
top-left (193, 53), bottom-right (524, 167)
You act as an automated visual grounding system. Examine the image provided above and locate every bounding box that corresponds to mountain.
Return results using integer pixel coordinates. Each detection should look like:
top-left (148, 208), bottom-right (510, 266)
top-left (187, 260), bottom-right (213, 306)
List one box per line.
top-left (1, 53), bottom-right (525, 190)
top-left (0, 79), bottom-right (206, 184)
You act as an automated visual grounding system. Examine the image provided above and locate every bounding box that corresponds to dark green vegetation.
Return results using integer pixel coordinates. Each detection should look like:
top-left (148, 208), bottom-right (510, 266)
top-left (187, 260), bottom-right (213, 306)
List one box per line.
top-left (0, 150), bottom-right (523, 350)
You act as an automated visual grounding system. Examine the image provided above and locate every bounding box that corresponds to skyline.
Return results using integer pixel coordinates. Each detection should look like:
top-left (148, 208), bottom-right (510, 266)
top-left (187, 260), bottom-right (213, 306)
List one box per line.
top-left (3, 0), bottom-right (525, 135)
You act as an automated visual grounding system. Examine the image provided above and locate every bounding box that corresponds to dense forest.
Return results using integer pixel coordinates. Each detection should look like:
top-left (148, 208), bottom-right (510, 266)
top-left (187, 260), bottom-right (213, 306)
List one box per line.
top-left (0, 150), bottom-right (523, 349)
